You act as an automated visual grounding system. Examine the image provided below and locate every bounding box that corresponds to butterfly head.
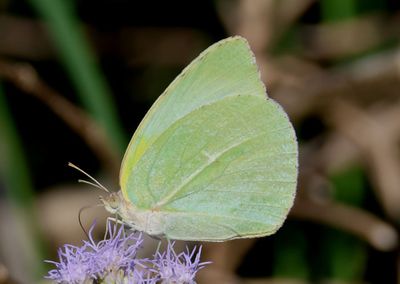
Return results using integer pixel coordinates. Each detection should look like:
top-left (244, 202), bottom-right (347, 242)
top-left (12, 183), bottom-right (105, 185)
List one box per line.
top-left (100, 192), bottom-right (121, 214)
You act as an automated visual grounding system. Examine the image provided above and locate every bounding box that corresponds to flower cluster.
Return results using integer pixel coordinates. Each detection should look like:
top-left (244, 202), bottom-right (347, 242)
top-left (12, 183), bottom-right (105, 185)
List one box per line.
top-left (45, 221), bottom-right (209, 283)
top-left (153, 242), bottom-right (205, 284)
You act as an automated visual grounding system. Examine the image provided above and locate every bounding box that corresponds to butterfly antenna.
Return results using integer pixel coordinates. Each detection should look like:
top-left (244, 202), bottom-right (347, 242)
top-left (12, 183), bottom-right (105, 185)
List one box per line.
top-left (78, 179), bottom-right (105, 190)
top-left (68, 162), bottom-right (109, 193)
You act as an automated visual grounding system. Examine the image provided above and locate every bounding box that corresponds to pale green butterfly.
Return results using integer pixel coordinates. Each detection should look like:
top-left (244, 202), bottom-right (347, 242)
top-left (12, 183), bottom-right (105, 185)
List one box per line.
top-left (101, 36), bottom-right (298, 241)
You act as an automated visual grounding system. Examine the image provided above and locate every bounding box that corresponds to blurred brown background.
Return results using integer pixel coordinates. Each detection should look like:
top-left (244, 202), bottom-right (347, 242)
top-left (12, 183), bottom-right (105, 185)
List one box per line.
top-left (1, 0), bottom-right (400, 283)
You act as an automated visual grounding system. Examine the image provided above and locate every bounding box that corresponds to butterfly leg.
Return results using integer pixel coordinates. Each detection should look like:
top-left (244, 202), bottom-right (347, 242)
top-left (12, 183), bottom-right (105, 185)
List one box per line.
top-left (104, 216), bottom-right (126, 239)
top-left (149, 234), bottom-right (162, 241)
top-left (106, 216), bottom-right (126, 226)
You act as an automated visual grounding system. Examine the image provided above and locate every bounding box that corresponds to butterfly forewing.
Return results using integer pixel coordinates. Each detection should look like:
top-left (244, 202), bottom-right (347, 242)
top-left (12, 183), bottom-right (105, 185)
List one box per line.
top-left (120, 37), bottom-right (266, 193)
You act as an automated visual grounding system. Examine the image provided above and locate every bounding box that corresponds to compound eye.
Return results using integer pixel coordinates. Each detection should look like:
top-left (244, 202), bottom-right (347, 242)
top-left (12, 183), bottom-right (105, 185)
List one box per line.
top-left (101, 193), bottom-right (121, 214)
top-left (108, 193), bottom-right (120, 209)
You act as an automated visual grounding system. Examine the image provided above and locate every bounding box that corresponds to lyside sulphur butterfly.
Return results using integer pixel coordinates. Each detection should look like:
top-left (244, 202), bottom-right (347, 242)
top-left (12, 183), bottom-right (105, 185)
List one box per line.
top-left (102, 36), bottom-right (298, 241)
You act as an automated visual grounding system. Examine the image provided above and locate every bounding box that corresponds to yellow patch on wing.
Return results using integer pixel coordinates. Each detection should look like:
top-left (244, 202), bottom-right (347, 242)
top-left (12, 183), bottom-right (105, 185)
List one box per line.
top-left (120, 137), bottom-right (150, 197)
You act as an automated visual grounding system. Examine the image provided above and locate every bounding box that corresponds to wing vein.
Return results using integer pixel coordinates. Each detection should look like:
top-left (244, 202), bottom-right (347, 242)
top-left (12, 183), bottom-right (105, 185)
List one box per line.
top-left (154, 131), bottom-right (267, 207)
top-left (168, 210), bottom-right (269, 224)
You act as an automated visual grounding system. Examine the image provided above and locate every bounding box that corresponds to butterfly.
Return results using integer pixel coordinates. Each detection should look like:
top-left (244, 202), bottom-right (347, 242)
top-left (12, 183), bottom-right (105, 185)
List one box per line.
top-left (89, 36), bottom-right (297, 241)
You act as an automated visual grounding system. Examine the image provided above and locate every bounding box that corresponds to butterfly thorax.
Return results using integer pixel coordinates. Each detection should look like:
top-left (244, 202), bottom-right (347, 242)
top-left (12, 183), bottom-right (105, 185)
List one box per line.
top-left (102, 191), bottom-right (166, 236)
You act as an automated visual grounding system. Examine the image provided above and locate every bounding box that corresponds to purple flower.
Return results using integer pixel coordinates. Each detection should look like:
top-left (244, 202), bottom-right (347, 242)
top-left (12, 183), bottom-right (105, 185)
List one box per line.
top-left (45, 220), bottom-right (209, 283)
top-left (153, 242), bottom-right (210, 284)
top-left (83, 221), bottom-right (144, 277)
top-left (45, 244), bottom-right (93, 283)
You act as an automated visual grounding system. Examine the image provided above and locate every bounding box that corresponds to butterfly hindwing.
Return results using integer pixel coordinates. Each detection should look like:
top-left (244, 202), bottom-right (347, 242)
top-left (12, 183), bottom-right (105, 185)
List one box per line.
top-left (125, 95), bottom-right (297, 240)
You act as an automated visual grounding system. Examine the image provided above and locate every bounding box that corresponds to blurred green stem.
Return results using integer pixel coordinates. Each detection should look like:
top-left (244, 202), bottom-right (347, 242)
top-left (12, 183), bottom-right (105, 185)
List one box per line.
top-left (317, 167), bottom-right (367, 281)
top-left (319, 2), bottom-right (368, 281)
top-left (28, 0), bottom-right (126, 152)
top-left (272, 222), bottom-right (310, 280)
top-left (0, 84), bottom-right (46, 280)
